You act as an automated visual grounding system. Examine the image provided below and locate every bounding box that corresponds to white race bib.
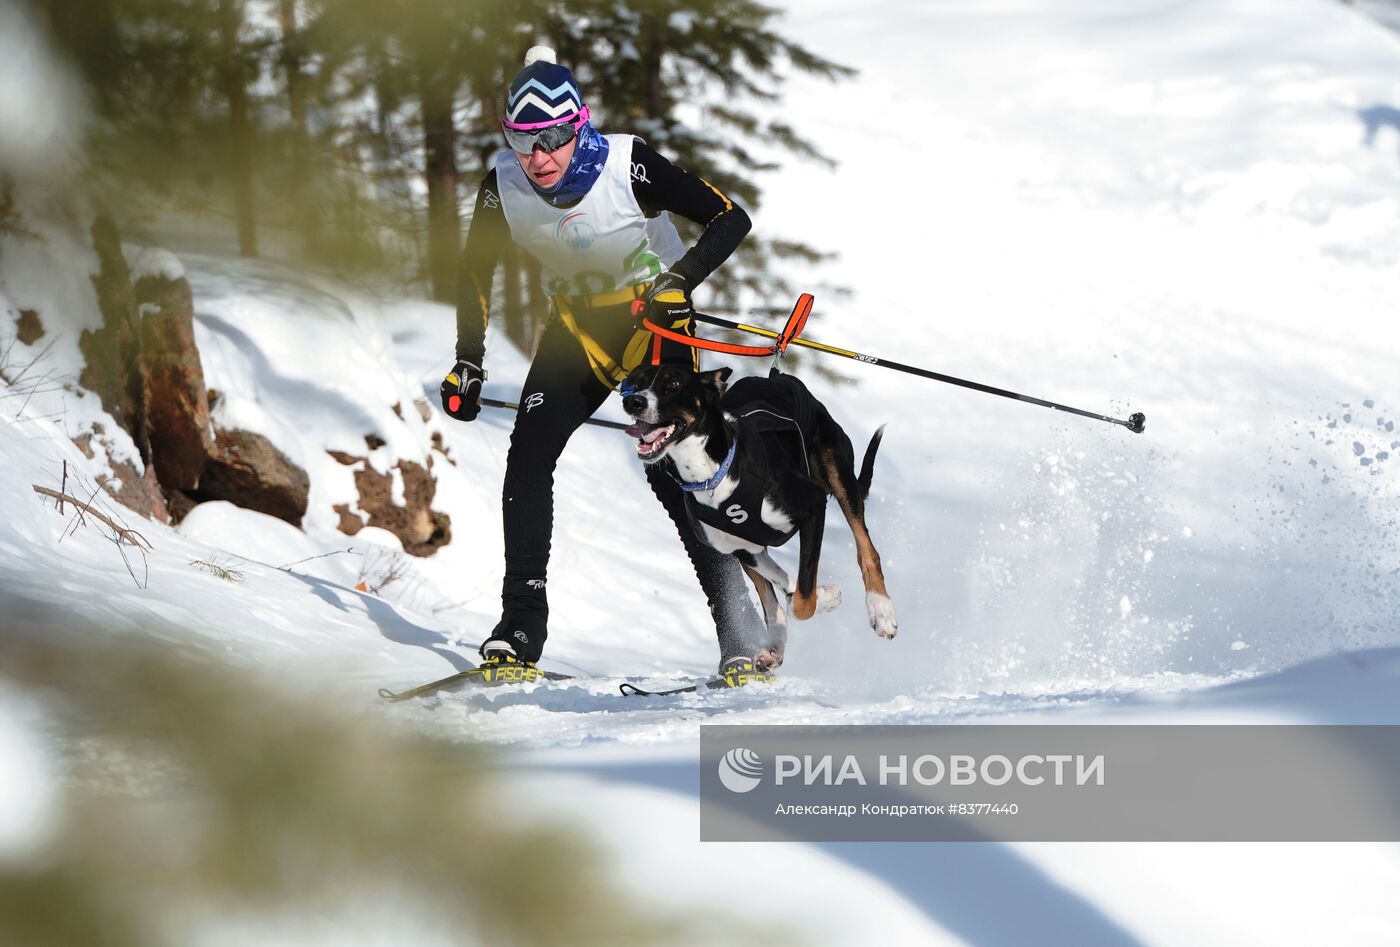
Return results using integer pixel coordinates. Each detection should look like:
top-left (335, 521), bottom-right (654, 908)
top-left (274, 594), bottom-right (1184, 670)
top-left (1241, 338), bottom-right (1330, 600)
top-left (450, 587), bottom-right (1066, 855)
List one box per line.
top-left (496, 135), bottom-right (686, 298)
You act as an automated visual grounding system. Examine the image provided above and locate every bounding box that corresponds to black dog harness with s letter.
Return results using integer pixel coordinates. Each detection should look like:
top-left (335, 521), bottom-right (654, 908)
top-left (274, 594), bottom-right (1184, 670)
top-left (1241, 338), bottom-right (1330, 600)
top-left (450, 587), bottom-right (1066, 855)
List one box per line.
top-left (680, 371), bottom-right (824, 548)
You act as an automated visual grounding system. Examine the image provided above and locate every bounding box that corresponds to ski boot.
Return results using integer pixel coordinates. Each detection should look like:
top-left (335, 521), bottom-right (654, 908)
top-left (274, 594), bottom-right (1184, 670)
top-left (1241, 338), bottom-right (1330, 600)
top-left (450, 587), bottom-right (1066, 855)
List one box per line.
top-left (477, 575), bottom-right (548, 685)
top-left (719, 656), bottom-right (777, 689)
top-left (475, 650), bottom-right (545, 684)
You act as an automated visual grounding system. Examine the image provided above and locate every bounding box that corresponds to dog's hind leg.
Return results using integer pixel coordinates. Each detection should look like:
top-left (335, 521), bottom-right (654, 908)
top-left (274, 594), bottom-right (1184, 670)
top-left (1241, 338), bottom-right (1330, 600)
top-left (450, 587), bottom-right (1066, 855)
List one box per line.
top-left (739, 560), bottom-right (788, 670)
top-left (821, 449), bottom-right (897, 639)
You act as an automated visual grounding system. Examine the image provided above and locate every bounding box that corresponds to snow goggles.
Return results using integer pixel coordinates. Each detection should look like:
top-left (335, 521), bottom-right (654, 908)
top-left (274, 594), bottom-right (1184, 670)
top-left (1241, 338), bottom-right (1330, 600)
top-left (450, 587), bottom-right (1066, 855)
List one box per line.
top-left (501, 106), bottom-right (590, 154)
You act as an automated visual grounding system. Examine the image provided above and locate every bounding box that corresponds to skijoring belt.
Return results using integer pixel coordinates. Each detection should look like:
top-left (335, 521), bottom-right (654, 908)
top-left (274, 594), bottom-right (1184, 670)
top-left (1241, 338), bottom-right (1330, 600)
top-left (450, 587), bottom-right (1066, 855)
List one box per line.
top-left (558, 283), bottom-right (648, 310)
top-left (553, 282), bottom-right (698, 388)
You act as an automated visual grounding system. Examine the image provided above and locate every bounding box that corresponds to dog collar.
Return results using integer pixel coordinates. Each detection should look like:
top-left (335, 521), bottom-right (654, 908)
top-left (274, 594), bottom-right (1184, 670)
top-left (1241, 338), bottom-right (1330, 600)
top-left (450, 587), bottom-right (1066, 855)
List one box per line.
top-left (672, 436), bottom-right (737, 493)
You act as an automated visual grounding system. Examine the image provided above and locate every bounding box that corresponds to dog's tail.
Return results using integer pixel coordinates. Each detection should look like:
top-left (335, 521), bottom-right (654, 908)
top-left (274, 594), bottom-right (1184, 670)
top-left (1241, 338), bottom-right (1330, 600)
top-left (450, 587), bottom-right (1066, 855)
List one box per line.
top-left (857, 425), bottom-right (886, 502)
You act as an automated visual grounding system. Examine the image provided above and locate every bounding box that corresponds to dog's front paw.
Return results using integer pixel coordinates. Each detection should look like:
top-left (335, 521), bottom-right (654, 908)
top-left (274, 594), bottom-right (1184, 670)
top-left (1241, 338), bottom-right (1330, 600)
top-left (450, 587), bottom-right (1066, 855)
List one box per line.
top-left (815, 585), bottom-right (842, 613)
top-left (755, 646), bottom-right (784, 671)
top-left (866, 591), bottom-right (898, 639)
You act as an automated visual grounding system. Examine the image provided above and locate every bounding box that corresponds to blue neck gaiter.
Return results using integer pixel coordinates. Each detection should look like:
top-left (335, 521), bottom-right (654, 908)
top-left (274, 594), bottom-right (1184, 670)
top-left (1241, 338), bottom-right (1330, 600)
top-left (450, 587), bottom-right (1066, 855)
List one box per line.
top-left (530, 122), bottom-right (610, 209)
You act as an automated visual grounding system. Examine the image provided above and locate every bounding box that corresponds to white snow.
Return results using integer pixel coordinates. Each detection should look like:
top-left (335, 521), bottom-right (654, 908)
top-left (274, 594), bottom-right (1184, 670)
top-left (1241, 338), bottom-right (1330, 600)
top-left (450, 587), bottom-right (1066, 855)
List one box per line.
top-left (123, 243), bottom-right (187, 283)
top-left (4, 0), bottom-right (1400, 942)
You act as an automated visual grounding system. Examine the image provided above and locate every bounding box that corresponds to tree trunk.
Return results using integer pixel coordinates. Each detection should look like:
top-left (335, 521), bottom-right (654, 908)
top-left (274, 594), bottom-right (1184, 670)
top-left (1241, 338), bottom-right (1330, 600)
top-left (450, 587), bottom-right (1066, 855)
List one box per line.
top-left (420, 67), bottom-right (460, 303)
top-left (640, 15), bottom-right (666, 120)
top-left (80, 211), bottom-right (149, 463)
top-left (277, 0), bottom-right (316, 253)
top-left (218, 0), bottom-right (257, 257)
top-left (370, 40), bottom-right (395, 145)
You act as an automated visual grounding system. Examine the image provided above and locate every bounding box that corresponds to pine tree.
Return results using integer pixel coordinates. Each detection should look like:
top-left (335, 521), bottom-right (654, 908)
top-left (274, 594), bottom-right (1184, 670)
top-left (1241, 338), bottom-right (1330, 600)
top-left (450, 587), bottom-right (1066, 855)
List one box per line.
top-left (274, 0), bottom-right (317, 252)
top-left (216, 0), bottom-right (260, 256)
top-left (311, 0), bottom-right (547, 301)
top-left (39, 0), bottom-right (276, 256)
top-left (34, 0), bottom-right (852, 339)
top-left (543, 0), bottom-right (856, 318)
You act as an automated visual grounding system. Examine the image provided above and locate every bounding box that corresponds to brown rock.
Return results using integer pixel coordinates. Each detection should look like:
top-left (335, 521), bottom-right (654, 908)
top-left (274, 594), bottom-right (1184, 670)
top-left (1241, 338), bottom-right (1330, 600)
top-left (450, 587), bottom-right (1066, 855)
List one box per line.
top-left (198, 429), bottom-right (310, 527)
top-left (423, 511), bottom-right (452, 556)
top-left (15, 309), bottom-right (43, 345)
top-left (74, 214), bottom-right (218, 516)
top-left (331, 454), bottom-right (451, 557)
top-left (136, 271), bottom-right (216, 492)
top-left (333, 502), bottom-right (365, 535)
top-left (430, 431), bottom-right (454, 464)
top-left (115, 461), bottom-right (172, 524)
top-left (165, 489), bottom-right (199, 524)
top-left (70, 431), bottom-right (170, 523)
top-left (351, 462), bottom-right (433, 552)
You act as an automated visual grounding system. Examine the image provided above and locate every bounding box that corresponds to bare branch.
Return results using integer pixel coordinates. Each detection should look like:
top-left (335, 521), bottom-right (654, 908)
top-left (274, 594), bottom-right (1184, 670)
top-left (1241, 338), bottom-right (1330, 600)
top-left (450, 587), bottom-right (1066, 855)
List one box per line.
top-left (5, 335), bottom-right (61, 389)
top-left (278, 547), bottom-right (353, 570)
top-left (32, 485), bottom-right (154, 550)
top-left (115, 530), bottom-right (150, 589)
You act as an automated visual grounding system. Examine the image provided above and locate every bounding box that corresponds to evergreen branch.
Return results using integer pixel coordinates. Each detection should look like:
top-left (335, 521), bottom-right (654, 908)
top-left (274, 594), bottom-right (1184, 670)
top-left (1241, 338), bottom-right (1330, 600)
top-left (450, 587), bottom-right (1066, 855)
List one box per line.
top-left (765, 121), bottom-right (837, 169)
top-left (780, 39), bottom-right (860, 82)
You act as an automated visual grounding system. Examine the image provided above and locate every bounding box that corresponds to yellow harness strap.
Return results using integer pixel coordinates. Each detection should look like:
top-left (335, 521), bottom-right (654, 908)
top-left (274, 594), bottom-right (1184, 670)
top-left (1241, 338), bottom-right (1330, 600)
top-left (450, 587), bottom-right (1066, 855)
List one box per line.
top-left (555, 289), bottom-right (698, 389)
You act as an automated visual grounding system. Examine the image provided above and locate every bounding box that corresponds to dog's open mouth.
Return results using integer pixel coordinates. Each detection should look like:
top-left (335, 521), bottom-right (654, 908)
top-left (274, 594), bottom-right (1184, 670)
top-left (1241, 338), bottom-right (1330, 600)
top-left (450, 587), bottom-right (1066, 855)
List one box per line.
top-left (624, 420), bottom-right (678, 458)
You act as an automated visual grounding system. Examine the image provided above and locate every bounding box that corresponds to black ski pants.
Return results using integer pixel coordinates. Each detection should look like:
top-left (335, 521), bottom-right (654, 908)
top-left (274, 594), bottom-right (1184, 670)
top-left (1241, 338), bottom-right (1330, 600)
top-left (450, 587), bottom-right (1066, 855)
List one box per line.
top-left (501, 296), bottom-right (763, 663)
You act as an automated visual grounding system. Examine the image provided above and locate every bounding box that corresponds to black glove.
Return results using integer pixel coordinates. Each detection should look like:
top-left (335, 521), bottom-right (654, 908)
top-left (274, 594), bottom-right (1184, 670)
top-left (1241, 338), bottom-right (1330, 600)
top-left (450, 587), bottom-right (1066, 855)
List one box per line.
top-left (644, 271), bottom-right (694, 326)
top-left (440, 359), bottom-right (486, 422)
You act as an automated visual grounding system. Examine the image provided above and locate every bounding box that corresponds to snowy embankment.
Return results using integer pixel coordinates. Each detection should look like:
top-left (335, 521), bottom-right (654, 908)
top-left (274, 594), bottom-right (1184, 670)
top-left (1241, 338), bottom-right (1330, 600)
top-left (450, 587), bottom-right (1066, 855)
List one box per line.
top-left (4, 0), bottom-right (1400, 942)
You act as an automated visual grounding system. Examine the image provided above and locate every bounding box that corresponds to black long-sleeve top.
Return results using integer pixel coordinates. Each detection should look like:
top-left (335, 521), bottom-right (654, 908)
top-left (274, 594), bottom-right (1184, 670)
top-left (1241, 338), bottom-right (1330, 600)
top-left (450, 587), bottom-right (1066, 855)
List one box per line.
top-left (454, 139), bottom-right (751, 365)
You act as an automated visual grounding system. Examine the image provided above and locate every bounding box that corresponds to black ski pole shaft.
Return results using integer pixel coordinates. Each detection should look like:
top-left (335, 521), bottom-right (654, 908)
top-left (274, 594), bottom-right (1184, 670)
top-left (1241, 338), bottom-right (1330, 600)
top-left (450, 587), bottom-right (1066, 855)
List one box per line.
top-left (479, 397), bottom-right (631, 432)
top-left (692, 312), bottom-right (1146, 434)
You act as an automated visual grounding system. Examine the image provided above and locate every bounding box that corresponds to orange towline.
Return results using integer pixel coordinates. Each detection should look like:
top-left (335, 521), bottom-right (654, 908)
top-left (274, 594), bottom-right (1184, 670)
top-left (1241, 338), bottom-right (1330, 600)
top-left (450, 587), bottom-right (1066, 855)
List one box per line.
top-left (635, 293), bottom-right (814, 364)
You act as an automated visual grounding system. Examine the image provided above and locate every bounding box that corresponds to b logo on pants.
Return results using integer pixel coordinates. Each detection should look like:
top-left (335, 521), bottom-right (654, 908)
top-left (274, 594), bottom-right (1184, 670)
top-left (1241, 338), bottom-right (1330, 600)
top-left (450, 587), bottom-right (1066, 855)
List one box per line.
top-left (524, 392), bottom-right (545, 412)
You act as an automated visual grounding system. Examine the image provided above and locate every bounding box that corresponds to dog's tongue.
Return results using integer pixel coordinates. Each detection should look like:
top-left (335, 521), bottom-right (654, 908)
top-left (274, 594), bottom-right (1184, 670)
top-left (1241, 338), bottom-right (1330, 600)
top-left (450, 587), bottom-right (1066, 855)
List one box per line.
top-left (625, 420), bottom-right (663, 440)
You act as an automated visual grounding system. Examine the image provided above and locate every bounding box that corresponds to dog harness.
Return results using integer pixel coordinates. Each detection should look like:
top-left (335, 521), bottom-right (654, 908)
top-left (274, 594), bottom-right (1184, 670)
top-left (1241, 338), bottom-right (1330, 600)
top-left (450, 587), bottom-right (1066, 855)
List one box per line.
top-left (680, 372), bottom-right (822, 548)
top-left (685, 435), bottom-right (802, 548)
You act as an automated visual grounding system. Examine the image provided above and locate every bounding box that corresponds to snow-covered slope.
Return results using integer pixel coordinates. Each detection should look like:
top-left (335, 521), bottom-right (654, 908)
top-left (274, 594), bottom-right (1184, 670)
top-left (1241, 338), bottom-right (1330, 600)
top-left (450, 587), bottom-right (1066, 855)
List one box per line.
top-left (760, 0), bottom-right (1400, 691)
top-left (4, 0), bottom-right (1400, 942)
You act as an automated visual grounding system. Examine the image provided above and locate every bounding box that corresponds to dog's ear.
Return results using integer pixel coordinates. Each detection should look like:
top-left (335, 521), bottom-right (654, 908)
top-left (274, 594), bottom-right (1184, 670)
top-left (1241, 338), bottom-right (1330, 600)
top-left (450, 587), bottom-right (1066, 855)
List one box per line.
top-left (700, 366), bottom-right (733, 396)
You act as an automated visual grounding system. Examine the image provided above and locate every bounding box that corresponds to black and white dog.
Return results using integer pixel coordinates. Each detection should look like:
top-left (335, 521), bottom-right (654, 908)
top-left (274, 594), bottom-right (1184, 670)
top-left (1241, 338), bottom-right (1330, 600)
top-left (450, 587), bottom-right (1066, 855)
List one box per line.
top-left (621, 364), bottom-right (896, 671)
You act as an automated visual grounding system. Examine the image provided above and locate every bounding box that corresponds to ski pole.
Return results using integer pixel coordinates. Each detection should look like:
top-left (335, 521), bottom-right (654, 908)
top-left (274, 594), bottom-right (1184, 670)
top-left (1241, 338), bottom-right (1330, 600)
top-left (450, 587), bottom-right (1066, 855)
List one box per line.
top-left (692, 312), bottom-right (1147, 434)
top-left (479, 396), bottom-right (631, 431)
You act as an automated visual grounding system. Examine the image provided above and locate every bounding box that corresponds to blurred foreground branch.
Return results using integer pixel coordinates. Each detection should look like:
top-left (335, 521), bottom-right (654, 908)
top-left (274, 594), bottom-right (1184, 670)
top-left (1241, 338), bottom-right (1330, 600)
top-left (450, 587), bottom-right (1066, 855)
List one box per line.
top-left (0, 628), bottom-right (705, 947)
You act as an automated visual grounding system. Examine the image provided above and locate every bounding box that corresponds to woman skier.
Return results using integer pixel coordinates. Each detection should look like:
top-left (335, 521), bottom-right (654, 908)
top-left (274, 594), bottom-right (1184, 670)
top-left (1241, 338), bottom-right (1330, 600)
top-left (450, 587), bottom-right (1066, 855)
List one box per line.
top-left (440, 46), bottom-right (769, 686)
